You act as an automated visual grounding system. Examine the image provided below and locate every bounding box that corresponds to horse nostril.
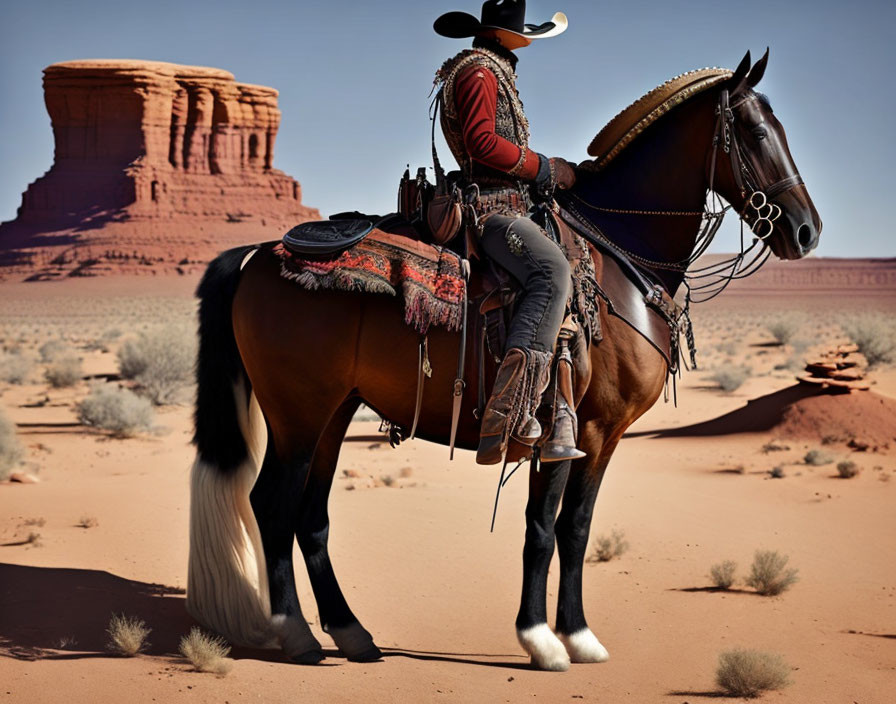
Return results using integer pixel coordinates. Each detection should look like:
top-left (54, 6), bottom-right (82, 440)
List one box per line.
top-left (797, 223), bottom-right (813, 248)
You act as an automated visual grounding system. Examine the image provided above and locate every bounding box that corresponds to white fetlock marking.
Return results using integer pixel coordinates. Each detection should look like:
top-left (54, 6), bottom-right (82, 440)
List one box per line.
top-left (558, 628), bottom-right (610, 663)
top-left (271, 614), bottom-right (321, 657)
top-left (327, 622), bottom-right (375, 659)
top-left (517, 623), bottom-right (571, 672)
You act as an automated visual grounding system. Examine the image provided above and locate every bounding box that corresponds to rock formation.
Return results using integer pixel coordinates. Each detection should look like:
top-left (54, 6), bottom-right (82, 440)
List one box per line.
top-left (0, 60), bottom-right (319, 279)
top-left (797, 344), bottom-right (870, 392)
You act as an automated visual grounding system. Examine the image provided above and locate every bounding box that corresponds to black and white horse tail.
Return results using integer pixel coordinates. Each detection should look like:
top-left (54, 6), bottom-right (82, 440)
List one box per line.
top-left (186, 246), bottom-right (275, 649)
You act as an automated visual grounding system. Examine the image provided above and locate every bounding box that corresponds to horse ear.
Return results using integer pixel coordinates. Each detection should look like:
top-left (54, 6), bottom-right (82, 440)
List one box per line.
top-left (746, 47), bottom-right (769, 87)
top-left (729, 50), bottom-right (751, 91)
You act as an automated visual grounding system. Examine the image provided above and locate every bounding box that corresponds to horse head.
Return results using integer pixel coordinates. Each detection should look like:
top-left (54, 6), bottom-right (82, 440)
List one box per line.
top-left (712, 50), bottom-right (822, 260)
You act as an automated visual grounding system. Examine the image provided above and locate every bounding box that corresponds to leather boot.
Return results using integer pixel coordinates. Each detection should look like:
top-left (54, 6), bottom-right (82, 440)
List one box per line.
top-left (476, 348), bottom-right (529, 465)
top-left (477, 348), bottom-right (553, 465)
top-left (504, 349), bottom-right (553, 464)
top-left (540, 337), bottom-right (587, 463)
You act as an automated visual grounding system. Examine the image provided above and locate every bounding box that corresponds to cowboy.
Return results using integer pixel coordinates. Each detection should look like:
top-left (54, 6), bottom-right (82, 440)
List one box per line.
top-left (433, 0), bottom-right (586, 466)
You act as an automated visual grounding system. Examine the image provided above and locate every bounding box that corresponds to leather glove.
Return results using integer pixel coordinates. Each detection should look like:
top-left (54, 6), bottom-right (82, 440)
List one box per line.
top-left (551, 158), bottom-right (576, 190)
top-left (533, 154), bottom-right (576, 201)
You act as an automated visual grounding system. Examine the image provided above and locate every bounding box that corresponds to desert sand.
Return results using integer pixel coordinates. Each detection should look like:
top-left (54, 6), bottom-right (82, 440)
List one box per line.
top-left (1, 273), bottom-right (894, 703)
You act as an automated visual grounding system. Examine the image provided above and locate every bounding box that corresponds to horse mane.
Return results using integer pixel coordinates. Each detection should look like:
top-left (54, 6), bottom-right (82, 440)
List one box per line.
top-left (586, 67), bottom-right (732, 171)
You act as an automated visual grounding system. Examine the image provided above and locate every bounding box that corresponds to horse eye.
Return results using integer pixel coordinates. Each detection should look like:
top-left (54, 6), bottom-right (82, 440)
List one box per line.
top-left (752, 126), bottom-right (768, 141)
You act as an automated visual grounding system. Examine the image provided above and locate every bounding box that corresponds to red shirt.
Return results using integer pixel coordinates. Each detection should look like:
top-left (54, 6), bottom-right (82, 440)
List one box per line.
top-left (453, 65), bottom-right (541, 181)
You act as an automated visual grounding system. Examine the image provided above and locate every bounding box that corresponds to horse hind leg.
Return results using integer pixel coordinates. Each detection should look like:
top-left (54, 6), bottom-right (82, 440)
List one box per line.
top-left (249, 431), bottom-right (324, 663)
top-left (296, 398), bottom-right (382, 662)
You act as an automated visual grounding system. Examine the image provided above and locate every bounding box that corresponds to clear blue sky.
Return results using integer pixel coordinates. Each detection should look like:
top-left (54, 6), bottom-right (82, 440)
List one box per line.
top-left (1, 0), bottom-right (893, 257)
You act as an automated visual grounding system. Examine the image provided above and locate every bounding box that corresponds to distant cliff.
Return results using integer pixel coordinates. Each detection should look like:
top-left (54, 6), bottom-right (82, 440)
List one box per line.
top-left (698, 256), bottom-right (896, 294)
top-left (0, 59), bottom-right (319, 279)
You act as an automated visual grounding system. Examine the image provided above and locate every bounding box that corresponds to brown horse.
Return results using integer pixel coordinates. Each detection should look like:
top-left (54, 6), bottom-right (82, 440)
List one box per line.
top-left (186, 51), bottom-right (821, 671)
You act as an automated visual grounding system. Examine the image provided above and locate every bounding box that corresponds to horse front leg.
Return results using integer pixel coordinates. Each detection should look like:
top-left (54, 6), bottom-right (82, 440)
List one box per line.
top-left (554, 451), bottom-right (613, 663)
top-left (516, 459), bottom-right (573, 671)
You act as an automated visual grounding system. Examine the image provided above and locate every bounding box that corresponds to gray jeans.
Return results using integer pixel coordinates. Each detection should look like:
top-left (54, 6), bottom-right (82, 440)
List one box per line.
top-left (479, 214), bottom-right (571, 354)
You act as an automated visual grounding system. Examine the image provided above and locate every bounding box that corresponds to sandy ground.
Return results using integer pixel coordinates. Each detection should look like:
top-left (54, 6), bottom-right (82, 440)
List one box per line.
top-left (1, 275), bottom-right (894, 703)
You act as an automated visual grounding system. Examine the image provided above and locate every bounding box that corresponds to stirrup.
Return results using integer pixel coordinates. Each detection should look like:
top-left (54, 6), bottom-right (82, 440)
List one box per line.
top-left (539, 336), bottom-right (586, 463)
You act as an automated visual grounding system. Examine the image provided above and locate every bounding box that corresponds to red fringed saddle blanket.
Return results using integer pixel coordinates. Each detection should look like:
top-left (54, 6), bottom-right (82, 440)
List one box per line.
top-left (273, 231), bottom-right (466, 334)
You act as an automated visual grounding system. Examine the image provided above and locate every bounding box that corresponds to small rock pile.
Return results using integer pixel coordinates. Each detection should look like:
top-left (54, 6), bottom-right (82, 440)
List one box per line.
top-left (797, 344), bottom-right (869, 392)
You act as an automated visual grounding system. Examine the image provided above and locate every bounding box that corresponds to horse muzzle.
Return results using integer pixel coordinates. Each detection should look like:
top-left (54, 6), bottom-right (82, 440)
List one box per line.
top-left (767, 187), bottom-right (822, 260)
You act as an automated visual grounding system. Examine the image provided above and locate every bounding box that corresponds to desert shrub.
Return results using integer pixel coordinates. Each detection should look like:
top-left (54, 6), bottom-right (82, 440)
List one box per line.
top-left (804, 448), bottom-right (834, 466)
top-left (106, 614), bottom-right (150, 656)
top-left (769, 466), bottom-right (785, 479)
top-left (709, 365), bottom-right (750, 392)
top-left (44, 355), bottom-right (83, 388)
top-left (179, 627), bottom-right (232, 675)
top-left (716, 648), bottom-right (790, 698)
top-left (0, 409), bottom-right (23, 481)
top-left (116, 337), bottom-right (147, 379)
top-left (836, 460), bottom-right (859, 478)
top-left (76, 384), bottom-right (154, 437)
top-left (821, 433), bottom-right (846, 445)
top-left (117, 326), bottom-right (196, 404)
top-left (0, 351), bottom-right (32, 384)
top-left (77, 516), bottom-right (99, 528)
top-left (761, 440), bottom-right (790, 453)
top-left (709, 560), bottom-right (737, 589)
top-left (588, 530), bottom-right (629, 562)
top-left (745, 550), bottom-right (799, 596)
top-left (766, 315), bottom-right (801, 346)
top-left (842, 314), bottom-right (895, 368)
top-left (39, 339), bottom-right (70, 362)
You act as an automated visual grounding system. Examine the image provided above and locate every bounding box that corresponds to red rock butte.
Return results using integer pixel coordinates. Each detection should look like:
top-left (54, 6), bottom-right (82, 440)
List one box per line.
top-left (0, 59), bottom-right (319, 279)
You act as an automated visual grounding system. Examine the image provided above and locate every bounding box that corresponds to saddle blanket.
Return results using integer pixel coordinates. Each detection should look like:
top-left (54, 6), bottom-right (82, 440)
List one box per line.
top-left (272, 231), bottom-right (465, 335)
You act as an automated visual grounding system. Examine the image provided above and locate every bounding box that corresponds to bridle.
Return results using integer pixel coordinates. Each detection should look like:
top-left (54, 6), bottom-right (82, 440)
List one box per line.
top-left (563, 85), bottom-right (806, 303)
top-left (715, 88), bottom-right (804, 241)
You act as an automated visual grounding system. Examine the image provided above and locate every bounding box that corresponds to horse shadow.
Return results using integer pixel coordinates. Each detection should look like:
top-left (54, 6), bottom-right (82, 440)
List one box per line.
top-left (0, 563), bottom-right (195, 660)
top-left (0, 564), bottom-right (529, 668)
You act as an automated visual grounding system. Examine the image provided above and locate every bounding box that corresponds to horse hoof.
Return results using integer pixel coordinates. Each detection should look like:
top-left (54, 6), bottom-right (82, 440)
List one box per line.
top-left (289, 649), bottom-right (325, 665)
top-left (273, 614), bottom-right (323, 661)
top-left (558, 629), bottom-right (610, 663)
top-left (517, 623), bottom-right (571, 672)
top-left (347, 644), bottom-right (383, 663)
top-left (327, 622), bottom-right (381, 662)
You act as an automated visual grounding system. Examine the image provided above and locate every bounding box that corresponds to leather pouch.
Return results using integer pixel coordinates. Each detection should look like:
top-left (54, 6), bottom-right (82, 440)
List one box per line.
top-left (425, 187), bottom-right (463, 245)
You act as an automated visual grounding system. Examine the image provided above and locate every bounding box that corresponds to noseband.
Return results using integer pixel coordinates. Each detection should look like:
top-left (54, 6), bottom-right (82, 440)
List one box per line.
top-left (713, 89), bottom-right (804, 240)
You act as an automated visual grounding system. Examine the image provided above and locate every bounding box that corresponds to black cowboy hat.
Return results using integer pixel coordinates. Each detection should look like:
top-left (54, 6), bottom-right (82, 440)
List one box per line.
top-left (434, 0), bottom-right (567, 40)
